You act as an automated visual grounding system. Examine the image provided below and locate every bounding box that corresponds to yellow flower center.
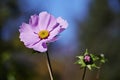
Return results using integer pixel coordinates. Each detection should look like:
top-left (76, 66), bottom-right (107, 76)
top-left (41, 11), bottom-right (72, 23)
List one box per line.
top-left (38, 30), bottom-right (49, 39)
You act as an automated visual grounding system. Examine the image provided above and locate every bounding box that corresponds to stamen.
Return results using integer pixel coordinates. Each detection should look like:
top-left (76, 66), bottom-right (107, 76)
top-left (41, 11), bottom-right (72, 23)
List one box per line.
top-left (38, 30), bottom-right (49, 39)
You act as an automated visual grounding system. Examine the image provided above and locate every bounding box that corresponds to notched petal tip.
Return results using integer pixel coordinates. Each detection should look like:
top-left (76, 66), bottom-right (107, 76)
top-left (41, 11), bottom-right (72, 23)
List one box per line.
top-left (57, 17), bottom-right (68, 29)
top-left (19, 23), bottom-right (27, 32)
top-left (39, 11), bottom-right (49, 16)
top-left (29, 14), bottom-right (39, 26)
top-left (19, 23), bottom-right (34, 33)
top-left (19, 27), bottom-right (22, 32)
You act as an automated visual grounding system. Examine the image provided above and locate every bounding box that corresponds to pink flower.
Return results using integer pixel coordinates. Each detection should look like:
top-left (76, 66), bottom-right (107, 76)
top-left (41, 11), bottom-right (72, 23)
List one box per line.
top-left (19, 12), bottom-right (68, 52)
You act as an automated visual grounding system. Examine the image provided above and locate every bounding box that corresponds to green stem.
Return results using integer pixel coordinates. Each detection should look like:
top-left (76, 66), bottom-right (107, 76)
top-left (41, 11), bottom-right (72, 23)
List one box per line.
top-left (46, 50), bottom-right (54, 80)
top-left (82, 67), bottom-right (87, 80)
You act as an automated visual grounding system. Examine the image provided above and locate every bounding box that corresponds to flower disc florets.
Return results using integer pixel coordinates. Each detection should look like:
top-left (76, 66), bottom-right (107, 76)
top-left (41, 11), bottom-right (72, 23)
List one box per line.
top-left (38, 30), bottom-right (49, 39)
top-left (84, 55), bottom-right (93, 65)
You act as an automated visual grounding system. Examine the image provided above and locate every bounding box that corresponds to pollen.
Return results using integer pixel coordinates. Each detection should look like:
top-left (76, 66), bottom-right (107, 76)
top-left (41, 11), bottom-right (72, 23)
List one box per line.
top-left (38, 30), bottom-right (49, 39)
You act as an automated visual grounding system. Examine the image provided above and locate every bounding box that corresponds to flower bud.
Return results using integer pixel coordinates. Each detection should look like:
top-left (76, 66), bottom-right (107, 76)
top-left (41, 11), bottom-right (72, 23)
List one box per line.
top-left (83, 55), bottom-right (93, 65)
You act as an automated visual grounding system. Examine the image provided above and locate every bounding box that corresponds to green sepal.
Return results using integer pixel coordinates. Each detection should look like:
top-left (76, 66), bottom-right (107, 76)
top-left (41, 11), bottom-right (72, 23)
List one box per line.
top-left (100, 54), bottom-right (107, 63)
top-left (84, 49), bottom-right (89, 55)
top-left (87, 65), bottom-right (92, 70)
top-left (90, 54), bottom-right (99, 61)
top-left (76, 56), bottom-right (86, 67)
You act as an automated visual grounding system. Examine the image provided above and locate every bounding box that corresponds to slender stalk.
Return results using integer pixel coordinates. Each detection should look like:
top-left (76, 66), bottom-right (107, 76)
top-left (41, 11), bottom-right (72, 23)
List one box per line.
top-left (46, 50), bottom-right (54, 80)
top-left (82, 67), bottom-right (87, 80)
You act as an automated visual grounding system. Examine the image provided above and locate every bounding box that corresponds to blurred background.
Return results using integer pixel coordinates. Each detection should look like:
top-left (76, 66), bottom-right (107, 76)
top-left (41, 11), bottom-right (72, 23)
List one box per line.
top-left (0, 0), bottom-right (120, 80)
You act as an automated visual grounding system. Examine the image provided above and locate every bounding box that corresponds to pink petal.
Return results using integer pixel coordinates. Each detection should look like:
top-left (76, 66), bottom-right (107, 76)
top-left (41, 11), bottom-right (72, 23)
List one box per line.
top-left (20, 32), bottom-right (40, 48)
top-left (38, 12), bottom-right (51, 30)
top-left (46, 15), bottom-right (57, 31)
top-left (19, 23), bottom-right (33, 33)
top-left (29, 14), bottom-right (39, 27)
top-left (19, 23), bottom-right (40, 48)
top-left (47, 36), bottom-right (59, 43)
top-left (48, 26), bottom-right (61, 40)
top-left (57, 17), bottom-right (68, 32)
top-left (32, 40), bottom-right (47, 52)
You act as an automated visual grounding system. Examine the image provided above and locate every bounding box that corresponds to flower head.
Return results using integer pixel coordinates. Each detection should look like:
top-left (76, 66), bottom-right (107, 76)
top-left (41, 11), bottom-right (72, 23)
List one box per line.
top-left (19, 12), bottom-right (68, 52)
top-left (76, 49), bottom-right (106, 70)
